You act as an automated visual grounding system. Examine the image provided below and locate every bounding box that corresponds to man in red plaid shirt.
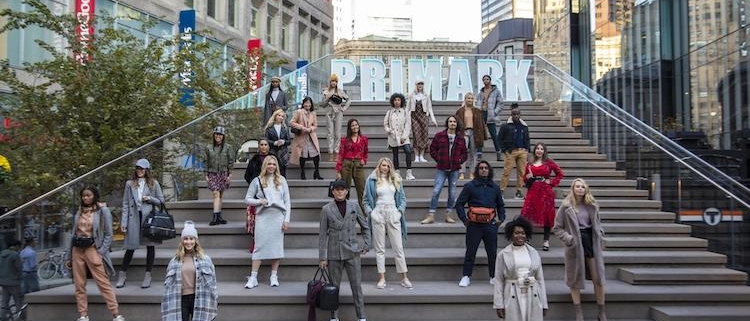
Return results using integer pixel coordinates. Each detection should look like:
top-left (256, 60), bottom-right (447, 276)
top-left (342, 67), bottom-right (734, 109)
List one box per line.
top-left (422, 116), bottom-right (468, 224)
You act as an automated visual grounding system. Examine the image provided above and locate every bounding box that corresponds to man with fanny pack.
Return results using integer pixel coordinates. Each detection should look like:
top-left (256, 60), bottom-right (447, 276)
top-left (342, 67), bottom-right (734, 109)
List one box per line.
top-left (455, 160), bottom-right (505, 287)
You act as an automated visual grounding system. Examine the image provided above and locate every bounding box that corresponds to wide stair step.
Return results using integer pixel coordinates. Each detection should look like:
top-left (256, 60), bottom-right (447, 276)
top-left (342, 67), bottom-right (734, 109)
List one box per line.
top-left (618, 267), bottom-right (748, 285)
top-left (650, 306), bottom-right (750, 321)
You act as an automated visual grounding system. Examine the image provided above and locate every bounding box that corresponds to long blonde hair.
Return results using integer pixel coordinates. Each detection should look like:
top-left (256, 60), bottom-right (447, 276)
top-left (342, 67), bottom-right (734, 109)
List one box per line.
top-left (259, 155), bottom-right (283, 189)
top-left (174, 237), bottom-right (206, 261)
top-left (461, 92), bottom-right (475, 108)
top-left (371, 157), bottom-right (402, 190)
top-left (264, 108), bottom-right (286, 130)
top-left (564, 178), bottom-right (597, 212)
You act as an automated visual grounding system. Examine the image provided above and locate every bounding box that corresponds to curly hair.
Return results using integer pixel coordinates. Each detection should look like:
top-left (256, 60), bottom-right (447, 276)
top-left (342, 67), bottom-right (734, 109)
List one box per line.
top-left (504, 216), bottom-right (534, 241)
top-left (389, 92), bottom-right (406, 108)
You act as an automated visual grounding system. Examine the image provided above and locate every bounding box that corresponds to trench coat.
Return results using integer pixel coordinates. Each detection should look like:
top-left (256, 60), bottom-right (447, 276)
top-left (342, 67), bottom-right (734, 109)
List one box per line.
top-left (493, 243), bottom-right (548, 321)
top-left (289, 108), bottom-right (320, 165)
top-left (121, 180), bottom-right (165, 249)
top-left (161, 254), bottom-right (218, 321)
top-left (552, 200), bottom-right (606, 289)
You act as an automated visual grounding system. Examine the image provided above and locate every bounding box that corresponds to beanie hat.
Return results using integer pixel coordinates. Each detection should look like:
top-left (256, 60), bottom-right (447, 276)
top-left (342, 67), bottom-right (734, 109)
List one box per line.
top-left (135, 158), bottom-right (150, 169)
top-left (181, 220), bottom-right (199, 239)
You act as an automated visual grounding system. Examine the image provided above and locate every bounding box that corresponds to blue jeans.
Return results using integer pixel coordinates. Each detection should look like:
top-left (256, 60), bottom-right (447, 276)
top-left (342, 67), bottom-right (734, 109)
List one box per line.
top-left (463, 222), bottom-right (498, 278)
top-left (429, 170), bottom-right (460, 212)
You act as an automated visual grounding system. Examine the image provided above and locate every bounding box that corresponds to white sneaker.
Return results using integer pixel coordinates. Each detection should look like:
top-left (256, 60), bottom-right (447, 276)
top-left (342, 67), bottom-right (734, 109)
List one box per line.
top-left (490, 277), bottom-right (496, 285)
top-left (245, 276), bottom-right (259, 289)
top-left (270, 274), bottom-right (280, 287)
top-left (76, 317), bottom-right (89, 321)
top-left (113, 315), bottom-right (126, 321)
top-left (458, 276), bottom-right (471, 287)
top-left (405, 169), bottom-right (416, 180)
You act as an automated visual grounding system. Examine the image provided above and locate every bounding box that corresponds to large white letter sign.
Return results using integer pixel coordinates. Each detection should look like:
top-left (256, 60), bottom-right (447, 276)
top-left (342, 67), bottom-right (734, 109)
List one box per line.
top-left (408, 59), bottom-right (442, 100)
top-left (389, 59), bottom-right (404, 95)
top-left (330, 59), bottom-right (357, 89)
top-left (360, 59), bottom-right (386, 101)
top-left (477, 59), bottom-right (504, 94)
top-left (446, 58), bottom-right (473, 101)
top-left (505, 59), bottom-right (532, 101)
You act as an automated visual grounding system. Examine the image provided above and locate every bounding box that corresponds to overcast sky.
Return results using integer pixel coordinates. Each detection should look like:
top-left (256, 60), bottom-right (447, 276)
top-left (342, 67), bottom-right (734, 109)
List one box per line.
top-left (410, 0), bottom-right (482, 42)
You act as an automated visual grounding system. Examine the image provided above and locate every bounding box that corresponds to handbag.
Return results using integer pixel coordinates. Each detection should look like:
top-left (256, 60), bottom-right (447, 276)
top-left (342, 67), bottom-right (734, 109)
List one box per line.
top-left (329, 94), bottom-right (343, 105)
top-left (306, 267), bottom-right (339, 321)
top-left (291, 126), bottom-right (302, 135)
top-left (525, 177), bottom-right (536, 189)
top-left (71, 236), bottom-right (95, 248)
top-left (246, 177), bottom-right (266, 251)
top-left (141, 204), bottom-right (176, 241)
top-left (468, 206), bottom-right (496, 224)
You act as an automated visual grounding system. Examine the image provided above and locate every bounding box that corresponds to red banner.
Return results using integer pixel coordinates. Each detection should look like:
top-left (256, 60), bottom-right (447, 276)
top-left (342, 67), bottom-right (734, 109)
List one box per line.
top-left (75, 0), bottom-right (95, 65)
top-left (247, 39), bottom-right (262, 92)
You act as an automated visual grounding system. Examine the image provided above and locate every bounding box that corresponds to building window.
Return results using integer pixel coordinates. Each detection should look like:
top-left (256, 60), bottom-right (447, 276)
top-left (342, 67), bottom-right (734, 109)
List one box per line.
top-left (207, 0), bottom-right (216, 18)
top-left (227, 0), bottom-right (237, 27)
top-left (250, 7), bottom-right (259, 36)
top-left (282, 15), bottom-right (292, 51)
top-left (267, 6), bottom-right (278, 45)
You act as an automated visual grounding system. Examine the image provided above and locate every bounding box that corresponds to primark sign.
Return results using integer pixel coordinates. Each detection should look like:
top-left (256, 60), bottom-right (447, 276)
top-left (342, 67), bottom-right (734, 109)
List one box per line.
top-left (331, 58), bottom-right (534, 102)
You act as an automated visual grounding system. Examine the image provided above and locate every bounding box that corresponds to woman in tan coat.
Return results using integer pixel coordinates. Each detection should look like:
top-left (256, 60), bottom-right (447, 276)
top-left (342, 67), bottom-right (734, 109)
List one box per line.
top-left (290, 96), bottom-right (322, 180)
top-left (553, 178), bottom-right (607, 321)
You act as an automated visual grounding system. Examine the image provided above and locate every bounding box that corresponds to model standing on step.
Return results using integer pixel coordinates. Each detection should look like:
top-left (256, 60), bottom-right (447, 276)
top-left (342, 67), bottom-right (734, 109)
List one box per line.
top-left (243, 156), bottom-right (291, 289)
top-left (322, 74), bottom-right (351, 161)
top-left (290, 96), bottom-right (323, 180)
top-left (494, 217), bottom-right (548, 321)
top-left (336, 118), bottom-right (368, 210)
top-left (454, 93), bottom-right (486, 180)
top-left (263, 75), bottom-right (288, 124)
top-left (244, 138), bottom-right (275, 184)
top-left (363, 157), bottom-right (412, 289)
top-left (67, 186), bottom-right (125, 321)
top-left (422, 115), bottom-right (467, 224)
top-left (204, 126), bottom-right (235, 226)
top-left (520, 142), bottom-right (564, 251)
top-left (407, 80), bottom-right (437, 163)
top-left (161, 221), bottom-right (218, 321)
top-left (384, 93), bottom-right (415, 180)
top-left (117, 158), bottom-right (165, 289)
top-left (553, 178), bottom-right (607, 321)
top-left (264, 109), bottom-right (291, 177)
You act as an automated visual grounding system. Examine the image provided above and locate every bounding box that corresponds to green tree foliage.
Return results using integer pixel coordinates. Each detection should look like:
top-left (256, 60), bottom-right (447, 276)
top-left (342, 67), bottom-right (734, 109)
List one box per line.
top-left (0, 0), bottom-right (273, 208)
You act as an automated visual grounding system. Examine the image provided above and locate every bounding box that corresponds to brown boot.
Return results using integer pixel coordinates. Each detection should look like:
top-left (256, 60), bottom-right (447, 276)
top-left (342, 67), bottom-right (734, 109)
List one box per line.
top-left (598, 304), bottom-right (608, 321)
top-left (329, 153), bottom-right (337, 162)
top-left (574, 303), bottom-right (584, 321)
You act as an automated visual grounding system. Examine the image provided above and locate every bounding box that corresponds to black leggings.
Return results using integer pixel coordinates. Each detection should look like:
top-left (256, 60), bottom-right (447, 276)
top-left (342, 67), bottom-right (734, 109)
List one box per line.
top-left (390, 144), bottom-right (413, 170)
top-left (543, 226), bottom-right (551, 241)
top-left (182, 294), bottom-right (195, 321)
top-left (121, 246), bottom-right (155, 272)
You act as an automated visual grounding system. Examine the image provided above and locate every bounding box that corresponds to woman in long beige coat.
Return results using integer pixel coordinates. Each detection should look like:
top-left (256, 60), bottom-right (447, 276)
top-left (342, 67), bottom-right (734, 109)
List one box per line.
top-left (290, 96), bottom-right (322, 180)
top-left (553, 178), bottom-right (607, 321)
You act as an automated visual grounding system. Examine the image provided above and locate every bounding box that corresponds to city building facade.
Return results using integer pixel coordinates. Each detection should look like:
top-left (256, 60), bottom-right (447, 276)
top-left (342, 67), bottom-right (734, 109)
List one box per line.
top-left (333, 0), bottom-right (413, 42)
top-left (474, 18), bottom-right (533, 56)
top-left (481, 0), bottom-right (533, 38)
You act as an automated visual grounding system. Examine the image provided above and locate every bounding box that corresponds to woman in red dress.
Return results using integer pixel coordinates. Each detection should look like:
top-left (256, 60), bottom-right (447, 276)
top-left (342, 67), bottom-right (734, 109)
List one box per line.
top-left (521, 142), bottom-right (564, 251)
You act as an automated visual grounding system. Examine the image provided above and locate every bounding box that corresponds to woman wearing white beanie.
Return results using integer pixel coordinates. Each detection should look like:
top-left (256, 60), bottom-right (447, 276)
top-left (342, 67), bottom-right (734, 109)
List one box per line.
top-left (161, 221), bottom-right (218, 321)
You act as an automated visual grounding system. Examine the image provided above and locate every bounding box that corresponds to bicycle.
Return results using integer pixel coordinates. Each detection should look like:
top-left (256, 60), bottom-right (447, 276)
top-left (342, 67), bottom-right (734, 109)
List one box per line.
top-left (2, 302), bottom-right (28, 321)
top-left (37, 249), bottom-right (69, 280)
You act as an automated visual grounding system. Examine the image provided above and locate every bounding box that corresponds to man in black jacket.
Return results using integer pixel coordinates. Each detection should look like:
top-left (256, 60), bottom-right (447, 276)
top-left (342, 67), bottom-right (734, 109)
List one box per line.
top-left (498, 104), bottom-right (530, 199)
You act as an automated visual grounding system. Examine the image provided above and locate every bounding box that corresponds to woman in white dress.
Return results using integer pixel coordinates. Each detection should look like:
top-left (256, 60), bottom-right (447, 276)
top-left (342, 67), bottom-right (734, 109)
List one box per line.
top-left (243, 155), bottom-right (291, 289)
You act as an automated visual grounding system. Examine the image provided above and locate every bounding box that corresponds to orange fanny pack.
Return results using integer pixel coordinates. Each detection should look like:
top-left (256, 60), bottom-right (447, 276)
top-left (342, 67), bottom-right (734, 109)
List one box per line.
top-left (468, 207), bottom-right (495, 223)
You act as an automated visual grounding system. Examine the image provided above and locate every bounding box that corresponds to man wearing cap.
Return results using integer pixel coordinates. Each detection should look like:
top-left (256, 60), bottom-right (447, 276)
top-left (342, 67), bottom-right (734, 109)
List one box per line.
top-left (474, 74), bottom-right (505, 161)
top-left (263, 76), bottom-right (288, 124)
top-left (319, 180), bottom-right (371, 321)
top-left (322, 74), bottom-right (351, 161)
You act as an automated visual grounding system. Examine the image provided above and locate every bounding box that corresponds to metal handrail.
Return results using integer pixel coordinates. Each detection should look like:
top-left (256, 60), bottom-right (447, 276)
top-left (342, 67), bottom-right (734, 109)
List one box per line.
top-left (533, 54), bottom-right (750, 210)
top-left (0, 54), bottom-right (333, 220)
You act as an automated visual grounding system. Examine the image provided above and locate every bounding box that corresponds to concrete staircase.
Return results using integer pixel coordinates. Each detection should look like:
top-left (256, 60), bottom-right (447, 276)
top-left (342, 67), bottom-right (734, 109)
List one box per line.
top-left (26, 101), bottom-right (750, 321)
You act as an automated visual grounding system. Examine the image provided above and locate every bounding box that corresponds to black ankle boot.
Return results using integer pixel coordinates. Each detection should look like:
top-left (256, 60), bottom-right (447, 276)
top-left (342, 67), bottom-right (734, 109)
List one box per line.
top-left (216, 212), bottom-right (227, 224)
top-left (209, 213), bottom-right (219, 226)
top-left (313, 170), bottom-right (323, 180)
top-left (300, 169), bottom-right (307, 180)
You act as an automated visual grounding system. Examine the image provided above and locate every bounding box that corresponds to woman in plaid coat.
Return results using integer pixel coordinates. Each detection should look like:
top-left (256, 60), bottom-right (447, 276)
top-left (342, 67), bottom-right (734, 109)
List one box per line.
top-left (161, 221), bottom-right (218, 321)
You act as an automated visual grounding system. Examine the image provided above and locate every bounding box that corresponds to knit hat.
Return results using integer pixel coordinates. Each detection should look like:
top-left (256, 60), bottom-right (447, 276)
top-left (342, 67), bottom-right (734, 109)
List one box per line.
top-left (181, 220), bottom-right (199, 239)
top-left (213, 126), bottom-right (226, 135)
top-left (135, 158), bottom-right (150, 169)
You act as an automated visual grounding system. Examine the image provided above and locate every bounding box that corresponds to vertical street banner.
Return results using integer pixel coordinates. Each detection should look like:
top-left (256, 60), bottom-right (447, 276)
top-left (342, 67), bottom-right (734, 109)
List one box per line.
top-left (247, 39), bottom-right (262, 93)
top-left (74, 0), bottom-right (95, 65)
top-left (296, 60), bottom-right (309, 104)
top-left (179, 9), bottom-right (196, 107)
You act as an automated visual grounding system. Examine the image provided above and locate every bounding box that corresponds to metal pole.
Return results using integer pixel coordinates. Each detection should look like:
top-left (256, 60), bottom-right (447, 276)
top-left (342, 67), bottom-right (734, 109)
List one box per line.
top-left (729, 196), bottom-right (736, 268)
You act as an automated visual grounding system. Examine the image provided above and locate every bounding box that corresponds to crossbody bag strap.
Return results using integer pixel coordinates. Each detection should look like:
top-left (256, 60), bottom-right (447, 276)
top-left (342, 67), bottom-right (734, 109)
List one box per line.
top-left (254, 177), bottom-right (267, 199)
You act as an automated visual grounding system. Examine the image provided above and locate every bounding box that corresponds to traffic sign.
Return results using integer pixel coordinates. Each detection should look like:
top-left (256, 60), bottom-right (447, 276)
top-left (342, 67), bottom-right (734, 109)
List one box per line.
top-left (703, 207), bottom-right (722, 226)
